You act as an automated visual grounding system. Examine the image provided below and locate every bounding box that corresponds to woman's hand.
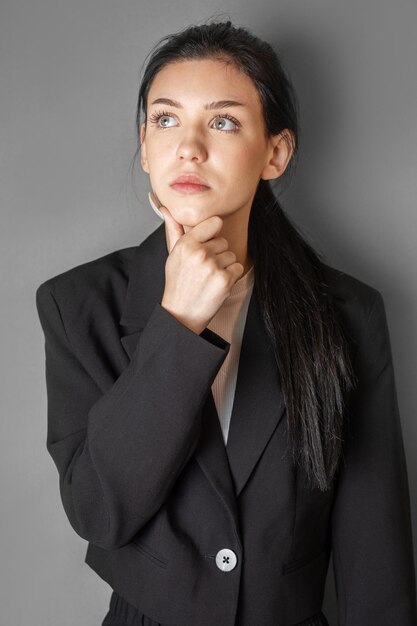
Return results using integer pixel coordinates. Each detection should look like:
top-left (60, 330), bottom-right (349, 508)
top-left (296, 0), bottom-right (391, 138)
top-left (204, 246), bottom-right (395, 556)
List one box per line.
top-left (154, 193), bottom-right (245, 335)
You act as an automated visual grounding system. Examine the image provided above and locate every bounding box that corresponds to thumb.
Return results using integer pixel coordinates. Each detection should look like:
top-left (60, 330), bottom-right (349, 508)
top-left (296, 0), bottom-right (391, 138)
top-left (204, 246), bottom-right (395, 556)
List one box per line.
top-left (158, 204), bottom-right (185, 254)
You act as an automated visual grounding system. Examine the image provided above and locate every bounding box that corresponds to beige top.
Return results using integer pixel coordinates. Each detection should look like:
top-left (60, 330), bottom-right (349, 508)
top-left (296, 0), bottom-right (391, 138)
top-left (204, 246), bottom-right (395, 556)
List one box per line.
top-left (206, 265), bottom-right (255, 445)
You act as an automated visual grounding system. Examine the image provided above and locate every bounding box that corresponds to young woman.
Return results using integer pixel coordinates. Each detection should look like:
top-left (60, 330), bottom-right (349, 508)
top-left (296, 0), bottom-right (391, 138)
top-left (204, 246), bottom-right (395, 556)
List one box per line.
top-left (36, 19), bottom-right (417, 626)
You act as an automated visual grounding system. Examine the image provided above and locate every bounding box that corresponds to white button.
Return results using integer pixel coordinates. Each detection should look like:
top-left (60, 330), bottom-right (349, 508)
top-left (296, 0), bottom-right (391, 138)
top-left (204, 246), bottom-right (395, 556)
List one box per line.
top-left (215, 548), bottom-right (238, 572)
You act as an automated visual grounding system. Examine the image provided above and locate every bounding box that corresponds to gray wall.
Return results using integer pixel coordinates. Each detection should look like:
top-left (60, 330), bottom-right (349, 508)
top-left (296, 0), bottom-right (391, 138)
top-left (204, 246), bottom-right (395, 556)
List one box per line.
top-left (1, 1), bottom-right (416, 624)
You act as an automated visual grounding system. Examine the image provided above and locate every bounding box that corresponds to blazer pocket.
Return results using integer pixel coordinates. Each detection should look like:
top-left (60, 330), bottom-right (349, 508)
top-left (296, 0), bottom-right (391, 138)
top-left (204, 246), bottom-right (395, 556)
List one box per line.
top-left (128, 511), bottom-right (170, 568)
top-left (282, 544), bottom-right (329, 575)
top-left (129, 540), bottom-right (170, 569)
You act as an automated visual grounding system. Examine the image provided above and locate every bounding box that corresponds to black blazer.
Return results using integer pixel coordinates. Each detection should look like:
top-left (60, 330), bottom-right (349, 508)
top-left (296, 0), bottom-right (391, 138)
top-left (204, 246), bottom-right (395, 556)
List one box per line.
top-left (36, 222), bottom-right (417, 626)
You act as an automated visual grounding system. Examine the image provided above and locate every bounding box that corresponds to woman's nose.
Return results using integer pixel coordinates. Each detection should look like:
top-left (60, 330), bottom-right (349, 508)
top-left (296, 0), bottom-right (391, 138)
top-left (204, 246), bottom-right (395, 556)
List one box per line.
top-left (176, 132), bottom-right (208, 162)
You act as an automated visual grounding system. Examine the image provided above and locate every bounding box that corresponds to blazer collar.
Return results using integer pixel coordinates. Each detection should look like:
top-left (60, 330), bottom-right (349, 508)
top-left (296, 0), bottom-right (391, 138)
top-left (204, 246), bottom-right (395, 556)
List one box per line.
top-left (118, 223), bottom-right (287, 532)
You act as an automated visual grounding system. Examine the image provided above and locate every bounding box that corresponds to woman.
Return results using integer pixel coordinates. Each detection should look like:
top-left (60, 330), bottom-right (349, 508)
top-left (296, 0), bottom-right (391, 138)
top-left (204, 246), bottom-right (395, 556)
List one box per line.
top-left (36, 19), bottom-right (417, 626)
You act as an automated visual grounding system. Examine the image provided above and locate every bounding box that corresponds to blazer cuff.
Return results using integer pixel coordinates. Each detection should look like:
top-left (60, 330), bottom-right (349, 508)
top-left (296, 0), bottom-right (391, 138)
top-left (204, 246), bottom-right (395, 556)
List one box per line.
top-left (153, 302), bottom-right (230, 353)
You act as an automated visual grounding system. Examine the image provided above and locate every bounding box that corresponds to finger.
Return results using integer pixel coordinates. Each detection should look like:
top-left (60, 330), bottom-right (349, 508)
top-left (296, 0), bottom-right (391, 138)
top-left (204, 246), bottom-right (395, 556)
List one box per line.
top-left (149, 193), bottom-right (185, 253)
top-left (159, 207), bottom-right (185, 254)
top-left (190, 215), bottom-right (224, 244)
top-left (226, 262), bottom-right (245, 280)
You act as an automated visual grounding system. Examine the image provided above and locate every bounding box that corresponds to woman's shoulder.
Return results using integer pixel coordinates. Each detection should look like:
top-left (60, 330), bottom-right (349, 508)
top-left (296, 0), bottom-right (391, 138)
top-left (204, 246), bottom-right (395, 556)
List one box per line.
top-left (320, 260), bottom-right (384, 326)
top-left (35, 244), bottom-right (137, 310)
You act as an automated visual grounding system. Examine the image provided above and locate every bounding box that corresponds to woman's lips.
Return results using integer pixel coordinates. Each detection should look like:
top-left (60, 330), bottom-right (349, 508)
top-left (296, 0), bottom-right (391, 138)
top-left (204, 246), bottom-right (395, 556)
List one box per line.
top-left (170, 182), bottom-right (210, 193)
top-left (170, 173), bottom-right (210, 193)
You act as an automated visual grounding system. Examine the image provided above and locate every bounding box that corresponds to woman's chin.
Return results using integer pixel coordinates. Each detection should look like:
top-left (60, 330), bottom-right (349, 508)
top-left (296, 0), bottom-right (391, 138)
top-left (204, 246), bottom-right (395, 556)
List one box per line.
top-left (169, 205), bottom-right (213, 228)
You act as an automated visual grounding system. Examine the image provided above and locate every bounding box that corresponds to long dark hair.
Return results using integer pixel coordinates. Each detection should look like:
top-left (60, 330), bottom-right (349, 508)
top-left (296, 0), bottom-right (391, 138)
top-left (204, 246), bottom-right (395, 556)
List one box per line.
top-left (130, 17), bottom-right (357, 492)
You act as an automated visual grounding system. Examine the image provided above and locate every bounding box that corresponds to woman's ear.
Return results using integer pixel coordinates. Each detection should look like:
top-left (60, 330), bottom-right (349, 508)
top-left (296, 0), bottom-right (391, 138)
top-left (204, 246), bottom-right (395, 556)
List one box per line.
top-left (140, 122), bottom-right (149, 173)
top-left (261, 129), bottom-right (294, 181)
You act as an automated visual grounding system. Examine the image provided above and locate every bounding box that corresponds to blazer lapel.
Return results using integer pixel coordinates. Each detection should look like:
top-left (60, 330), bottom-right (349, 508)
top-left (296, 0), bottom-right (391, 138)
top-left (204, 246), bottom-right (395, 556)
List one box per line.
top-left (118, 223), bottom-right (287, 526)
top-left (224, 287), bottom-right (287, 497)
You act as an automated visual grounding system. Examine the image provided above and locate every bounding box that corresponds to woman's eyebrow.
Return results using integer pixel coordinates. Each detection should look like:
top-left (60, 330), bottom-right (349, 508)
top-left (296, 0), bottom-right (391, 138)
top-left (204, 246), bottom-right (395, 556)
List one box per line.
top-left (150, 97), bottom-right (246, 109)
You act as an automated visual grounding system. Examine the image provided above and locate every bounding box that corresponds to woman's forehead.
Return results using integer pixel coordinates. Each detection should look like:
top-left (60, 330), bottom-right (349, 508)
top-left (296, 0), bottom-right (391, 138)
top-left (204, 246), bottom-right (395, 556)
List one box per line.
top-left (147, 59), bottom-right (262, 110)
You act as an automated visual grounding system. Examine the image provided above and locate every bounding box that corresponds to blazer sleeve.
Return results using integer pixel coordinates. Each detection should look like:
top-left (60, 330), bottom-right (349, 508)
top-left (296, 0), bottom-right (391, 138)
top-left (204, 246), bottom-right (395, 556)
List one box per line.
top-left (36, 281), bottom-right (230, 551)
top-left (330, 290), bottom-right (417, 625)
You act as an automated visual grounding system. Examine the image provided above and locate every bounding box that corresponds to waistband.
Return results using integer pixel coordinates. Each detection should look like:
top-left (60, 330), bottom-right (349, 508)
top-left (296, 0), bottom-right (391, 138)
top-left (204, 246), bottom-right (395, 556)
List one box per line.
top-left (105, 590), bottom-right (328, 626)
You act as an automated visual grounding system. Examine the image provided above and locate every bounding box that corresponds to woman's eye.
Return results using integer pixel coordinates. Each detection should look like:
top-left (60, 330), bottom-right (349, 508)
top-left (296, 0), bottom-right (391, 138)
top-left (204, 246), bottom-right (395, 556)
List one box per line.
top-left (157, 114), bottom-right (177, 128)
top-left (212, 116), bottom-right (240, 132)
top-left (147, 111), bottom-right (177, 128)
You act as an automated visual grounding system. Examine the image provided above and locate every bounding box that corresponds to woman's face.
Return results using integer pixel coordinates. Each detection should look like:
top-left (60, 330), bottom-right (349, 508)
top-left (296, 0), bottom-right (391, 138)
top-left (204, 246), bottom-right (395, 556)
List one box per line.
top-left (140, 58), bottom-right (290, 230)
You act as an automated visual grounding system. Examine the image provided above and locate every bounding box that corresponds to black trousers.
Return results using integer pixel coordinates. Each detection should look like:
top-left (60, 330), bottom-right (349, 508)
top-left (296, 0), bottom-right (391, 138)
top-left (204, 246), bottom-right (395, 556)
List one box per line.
top-left (101, 590), bottom-right (330, 626)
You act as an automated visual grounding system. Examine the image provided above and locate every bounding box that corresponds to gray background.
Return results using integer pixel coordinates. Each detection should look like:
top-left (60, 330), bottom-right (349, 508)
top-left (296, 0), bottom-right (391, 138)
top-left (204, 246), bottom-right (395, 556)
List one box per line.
top-left (1, 1), bottom-right (416, 624)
